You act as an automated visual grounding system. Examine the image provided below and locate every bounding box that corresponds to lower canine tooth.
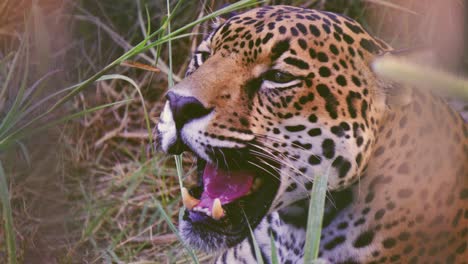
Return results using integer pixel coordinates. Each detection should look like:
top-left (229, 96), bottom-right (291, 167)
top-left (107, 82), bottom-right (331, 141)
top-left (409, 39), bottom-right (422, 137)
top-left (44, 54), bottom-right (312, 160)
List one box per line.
top-left (251, 177), bottom-right (263, 192)
top-left (212, 198), bottom-right (225, 220)
top-left (181, 187), bottom-right (200, 210)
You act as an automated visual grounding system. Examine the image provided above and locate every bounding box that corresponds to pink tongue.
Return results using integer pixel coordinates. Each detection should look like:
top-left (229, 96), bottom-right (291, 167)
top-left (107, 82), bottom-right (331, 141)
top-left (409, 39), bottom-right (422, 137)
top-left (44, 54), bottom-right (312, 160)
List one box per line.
top-left (198, 163), bottom-right (254, 211)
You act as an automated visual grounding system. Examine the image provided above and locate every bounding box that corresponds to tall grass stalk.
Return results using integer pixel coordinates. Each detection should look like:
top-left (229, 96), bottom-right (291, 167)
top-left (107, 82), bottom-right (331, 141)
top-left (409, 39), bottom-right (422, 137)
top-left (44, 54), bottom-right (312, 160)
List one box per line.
top-left (165, 0), bottom-right (185, 191)
top-left (155, 201), bottom-right (199, 264)
top-left (270, 232), bottom-right (279, 264)
top-left (246, 212), bottom-right (264, 264)
top-left (303, 172), bottom-right (329, 263)
top-left (0, 23), bottom-right (29, 264)
top-left (97, 74), bottom-right (153, 151)
top-left (372, 56), bottom-right (468, 99)
top-left (164, 1), bottom-right (200, 262)
top-left (363, 0), bottom-right (419, 15)
top-left (0, 162), bottom-right (16, 264)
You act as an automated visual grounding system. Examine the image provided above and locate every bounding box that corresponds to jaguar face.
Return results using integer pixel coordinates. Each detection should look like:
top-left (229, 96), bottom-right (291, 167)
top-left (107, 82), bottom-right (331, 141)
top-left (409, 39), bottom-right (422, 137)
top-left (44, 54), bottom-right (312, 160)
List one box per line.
top-left (157, 5), bottom-right (388, 251)
top-left (157, 53), bottom-right (281, 250)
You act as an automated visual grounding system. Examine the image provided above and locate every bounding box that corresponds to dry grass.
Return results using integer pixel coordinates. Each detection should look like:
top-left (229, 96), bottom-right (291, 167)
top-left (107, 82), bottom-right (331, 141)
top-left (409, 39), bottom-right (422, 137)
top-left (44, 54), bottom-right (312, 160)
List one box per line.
top-left (0, 0), bottom-right (465, 263)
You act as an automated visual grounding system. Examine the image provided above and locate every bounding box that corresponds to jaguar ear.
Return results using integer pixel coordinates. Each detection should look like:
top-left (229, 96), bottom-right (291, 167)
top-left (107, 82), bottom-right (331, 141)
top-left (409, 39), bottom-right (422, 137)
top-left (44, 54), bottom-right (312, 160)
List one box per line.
top-left (371, 48), bottom-right (435, 107)
top-left (211, 6), bottom-right (238, 29)
top-left (211, 17), bottom-right (227, 30)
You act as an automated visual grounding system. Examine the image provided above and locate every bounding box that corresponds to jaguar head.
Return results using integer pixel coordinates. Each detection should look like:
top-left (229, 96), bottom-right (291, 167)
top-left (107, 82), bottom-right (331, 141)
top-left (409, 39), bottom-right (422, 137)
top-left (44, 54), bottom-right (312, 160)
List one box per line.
top-left (157, 5), bottom-right (390, 251)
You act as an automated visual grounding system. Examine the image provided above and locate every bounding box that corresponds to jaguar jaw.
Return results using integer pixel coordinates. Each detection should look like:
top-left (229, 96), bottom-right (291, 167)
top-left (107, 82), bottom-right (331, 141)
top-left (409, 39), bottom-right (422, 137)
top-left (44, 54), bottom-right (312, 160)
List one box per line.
top-left (179, 151), bottom-right (280, 251)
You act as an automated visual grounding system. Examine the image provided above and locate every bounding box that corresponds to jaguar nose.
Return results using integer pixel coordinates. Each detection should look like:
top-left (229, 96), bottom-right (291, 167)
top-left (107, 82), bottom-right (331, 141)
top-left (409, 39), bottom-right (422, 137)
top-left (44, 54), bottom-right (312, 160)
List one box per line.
top-left (166, 91), bottom-right (212, 130)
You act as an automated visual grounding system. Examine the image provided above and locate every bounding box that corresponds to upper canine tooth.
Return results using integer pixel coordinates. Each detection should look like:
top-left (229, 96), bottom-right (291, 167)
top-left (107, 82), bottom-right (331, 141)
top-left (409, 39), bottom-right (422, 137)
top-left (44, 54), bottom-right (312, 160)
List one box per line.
top-left (212, 198), bottom-right (225, 220)
top-left (181, 187), bottom-right (200, 210)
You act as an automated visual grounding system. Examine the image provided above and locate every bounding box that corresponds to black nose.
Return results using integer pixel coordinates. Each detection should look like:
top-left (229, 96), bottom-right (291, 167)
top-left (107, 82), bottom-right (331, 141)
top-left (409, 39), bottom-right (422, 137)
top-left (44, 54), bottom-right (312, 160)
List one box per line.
top-left (166, 91), bottom-right (212, 129)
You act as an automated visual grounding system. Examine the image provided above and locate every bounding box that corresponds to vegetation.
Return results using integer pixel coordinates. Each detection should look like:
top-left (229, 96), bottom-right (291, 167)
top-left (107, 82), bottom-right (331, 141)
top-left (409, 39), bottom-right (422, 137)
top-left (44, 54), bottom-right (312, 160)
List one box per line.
top-left (0, 0), bottom-right (465, 263)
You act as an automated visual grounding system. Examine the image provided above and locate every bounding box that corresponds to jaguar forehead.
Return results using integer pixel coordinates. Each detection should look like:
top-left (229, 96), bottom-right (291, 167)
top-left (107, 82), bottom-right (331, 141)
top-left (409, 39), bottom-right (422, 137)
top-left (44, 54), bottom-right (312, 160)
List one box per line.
top-left (210, 6), bottom-right (386, 60)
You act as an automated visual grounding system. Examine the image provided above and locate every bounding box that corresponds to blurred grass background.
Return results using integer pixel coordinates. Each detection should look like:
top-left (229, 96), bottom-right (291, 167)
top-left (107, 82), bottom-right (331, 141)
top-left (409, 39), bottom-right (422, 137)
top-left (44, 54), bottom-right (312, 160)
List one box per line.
top-left (0, 0), bottom-right (465, 263)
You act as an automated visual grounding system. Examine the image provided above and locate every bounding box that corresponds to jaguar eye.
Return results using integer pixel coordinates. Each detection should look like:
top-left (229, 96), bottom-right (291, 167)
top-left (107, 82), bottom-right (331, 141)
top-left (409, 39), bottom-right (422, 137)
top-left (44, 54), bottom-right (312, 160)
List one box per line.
top-left (263, 70), bottom-right (296, 84)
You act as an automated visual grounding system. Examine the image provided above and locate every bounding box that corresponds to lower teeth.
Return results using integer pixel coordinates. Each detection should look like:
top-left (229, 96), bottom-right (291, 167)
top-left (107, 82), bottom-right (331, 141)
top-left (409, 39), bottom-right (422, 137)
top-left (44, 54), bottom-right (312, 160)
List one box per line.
top-left (194, 207), bottom-right (210, 215)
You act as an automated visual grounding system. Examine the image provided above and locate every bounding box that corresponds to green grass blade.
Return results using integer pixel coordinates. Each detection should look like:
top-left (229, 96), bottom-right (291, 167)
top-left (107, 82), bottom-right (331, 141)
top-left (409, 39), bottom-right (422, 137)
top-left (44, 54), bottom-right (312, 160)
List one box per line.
top-left (164, 0), bottom-right (186, 192)
top-left (83, 206), bottom-right (114, 237)
top-left (174, 154), bottom-right (184, 190)
top-left (122, 165), bottom-right (146, 201)
top-left (97, 74), bottom-right (154, 151)
top-left (0, 36), bottom-right (24, 100)
top-left (0, 100), bottom-right (130, 150)
top-left (0, 70), bottom-right (60, 139)
top-left (145, 4), bottom-right (151, 36)
top-left (372, 56), bottom-right (468, 100)
top-left (19, 69), bottom-right (60, 111)
top-left (163, 0), bottom-right (199, 256)
top-left (142, 0), bottom-right (260, 53)
top-left (0, 37), bottom-right (27, 136)
top-left (6, 33), bottom-right (30, 126)
top-left (138, 202), bottom-right (150, 232)
top-left (0, 74), bottom-right (140, 150)
top-left (165, 0), bottom-right (174, 87)
top-left (15, 141), bottom-right (31, 166)
top-left (363, 0), bottom-right (419, 15)
top-left (106, 248), bottom-right (122, 263)
top-left (303, 172), bottom-right (329, 263)
top-left (14, 81), bottom-right (81, 122)
top-left (0, 161), bottom-right (17, 264)
top-left (270, 231), bottom-right (279, 264)
top-left (245, 213), bottom-right (264, 264)
top-left (155, 200), bottom-right (199, 264)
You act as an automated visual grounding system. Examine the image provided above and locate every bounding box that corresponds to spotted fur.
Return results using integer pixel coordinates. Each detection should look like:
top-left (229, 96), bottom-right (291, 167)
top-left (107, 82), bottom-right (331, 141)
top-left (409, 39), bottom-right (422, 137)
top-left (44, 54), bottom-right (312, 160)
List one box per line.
top-left (157, 5), bottom-right (468, 263)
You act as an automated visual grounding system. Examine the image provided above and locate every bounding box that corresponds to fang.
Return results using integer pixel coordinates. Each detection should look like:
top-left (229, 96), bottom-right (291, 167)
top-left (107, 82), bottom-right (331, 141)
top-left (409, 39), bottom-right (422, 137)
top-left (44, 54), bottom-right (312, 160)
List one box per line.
top-left (182, 187), bottom-right (200, 210)
top-left (212, 198), bottom-right (225, 220)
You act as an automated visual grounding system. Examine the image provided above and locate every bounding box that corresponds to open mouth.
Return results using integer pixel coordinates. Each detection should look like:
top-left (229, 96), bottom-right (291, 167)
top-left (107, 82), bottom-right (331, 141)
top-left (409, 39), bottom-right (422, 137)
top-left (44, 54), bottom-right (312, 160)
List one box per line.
top-left (179, 147), bottom-right (280, 248)
top-left (183, 160), bottom-right (262, 219)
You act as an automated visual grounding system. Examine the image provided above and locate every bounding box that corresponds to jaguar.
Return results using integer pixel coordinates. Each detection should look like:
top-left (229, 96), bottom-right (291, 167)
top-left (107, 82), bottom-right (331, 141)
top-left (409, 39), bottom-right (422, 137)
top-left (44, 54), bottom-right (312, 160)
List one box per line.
top-left (156, 5), bottom-right (468, 263)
